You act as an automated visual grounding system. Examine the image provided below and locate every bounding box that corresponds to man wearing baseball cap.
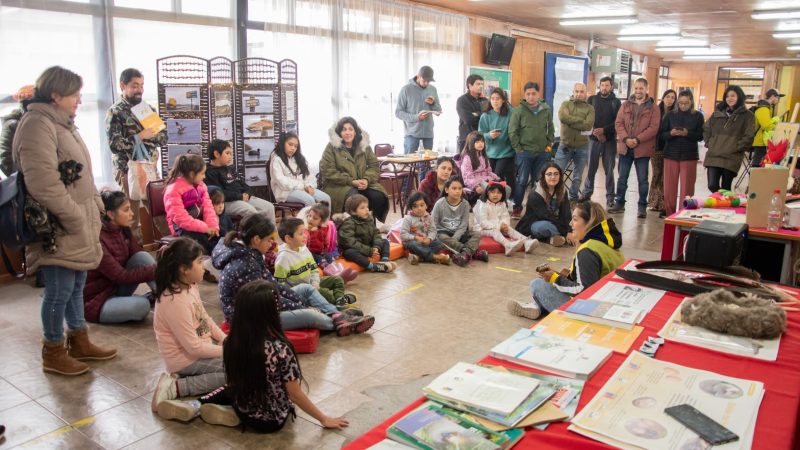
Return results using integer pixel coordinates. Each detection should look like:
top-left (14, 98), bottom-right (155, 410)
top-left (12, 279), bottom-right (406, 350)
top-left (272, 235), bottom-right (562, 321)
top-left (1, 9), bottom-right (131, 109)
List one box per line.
top-left (751, 88), bottom-right (785, 167)
top-left (395, 65), bottom-right (442, 178)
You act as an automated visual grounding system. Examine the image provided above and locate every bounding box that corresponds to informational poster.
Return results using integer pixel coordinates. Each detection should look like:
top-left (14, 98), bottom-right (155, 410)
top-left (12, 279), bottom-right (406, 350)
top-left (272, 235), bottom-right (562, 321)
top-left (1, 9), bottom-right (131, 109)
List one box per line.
top-left (570, 352), bottom-right (763, 450)
top-left (469, 66), bottom-right (512, 101)
top-left (285, 90), bottom-right (296, 122)
top-left (552, 57), bottom-right (586, 138)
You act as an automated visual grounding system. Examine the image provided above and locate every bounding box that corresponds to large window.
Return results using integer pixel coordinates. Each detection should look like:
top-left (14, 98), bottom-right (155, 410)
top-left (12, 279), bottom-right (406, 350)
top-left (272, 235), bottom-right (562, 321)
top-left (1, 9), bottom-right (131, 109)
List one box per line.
top-left (715, 67), bottom-right (765, 108)
top-left (0, 1), bottom-right (236, 182)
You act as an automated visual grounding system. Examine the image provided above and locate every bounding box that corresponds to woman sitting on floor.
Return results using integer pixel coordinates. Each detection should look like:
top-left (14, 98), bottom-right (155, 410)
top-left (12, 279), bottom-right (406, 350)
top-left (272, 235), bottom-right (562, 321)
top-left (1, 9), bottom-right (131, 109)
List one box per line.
top-left (418, 156), bottom-right (459, 212)
top-left (515, 162), bottom-right (574, 247)
top-left (509, 201), bottom-right (624, 319)
top-left (83, 190), bottom-right (156, 324)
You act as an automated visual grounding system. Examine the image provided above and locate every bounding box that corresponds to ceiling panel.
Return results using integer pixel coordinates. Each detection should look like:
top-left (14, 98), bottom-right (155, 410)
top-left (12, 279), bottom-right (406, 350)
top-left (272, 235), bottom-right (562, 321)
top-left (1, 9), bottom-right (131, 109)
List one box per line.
top-left (415, 0), bottom-right (800, 60)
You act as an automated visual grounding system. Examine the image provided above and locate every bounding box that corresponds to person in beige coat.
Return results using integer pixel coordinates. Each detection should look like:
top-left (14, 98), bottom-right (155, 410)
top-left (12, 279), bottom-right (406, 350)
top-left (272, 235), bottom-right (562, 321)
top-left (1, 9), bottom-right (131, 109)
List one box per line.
top-left (13, 66), bottom-right (116, 376)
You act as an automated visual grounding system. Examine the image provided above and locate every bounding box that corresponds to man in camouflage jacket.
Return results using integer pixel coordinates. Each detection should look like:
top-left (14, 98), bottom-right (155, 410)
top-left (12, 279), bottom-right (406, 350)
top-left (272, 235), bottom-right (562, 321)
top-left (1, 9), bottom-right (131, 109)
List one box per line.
top-left (105, 68), bottom-right (167, 243)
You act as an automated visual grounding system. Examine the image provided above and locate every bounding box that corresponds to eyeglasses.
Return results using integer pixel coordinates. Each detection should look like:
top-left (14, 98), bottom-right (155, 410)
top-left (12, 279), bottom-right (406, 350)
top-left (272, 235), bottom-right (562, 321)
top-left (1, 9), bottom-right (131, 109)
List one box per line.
top-left (544, 172), bottom-right (560, 177)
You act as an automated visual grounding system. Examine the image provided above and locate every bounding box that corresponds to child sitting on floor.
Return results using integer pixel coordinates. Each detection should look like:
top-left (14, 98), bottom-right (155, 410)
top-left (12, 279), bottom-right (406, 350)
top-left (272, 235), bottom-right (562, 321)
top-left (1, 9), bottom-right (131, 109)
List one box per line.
top-left (209, 187), bottom-right (234, 237)
top-left (400, 191), bottom-right (451, 265)
top-left (275, 218), bottom-right (357, 309)
top-left (432, 176), bottom-right (488, 267)
top-left (151, 238), bottom-right (226, 421)
top-left (150, 280), bottom-right (350, 431)
top-left (211, 214), bottom-right (373, 336)
top-left (303, 201), bottom-right (356, 282)
top-left (338, 194), bottom-right (396, 273)
top-left (474, 182), bottom-right (538, 256)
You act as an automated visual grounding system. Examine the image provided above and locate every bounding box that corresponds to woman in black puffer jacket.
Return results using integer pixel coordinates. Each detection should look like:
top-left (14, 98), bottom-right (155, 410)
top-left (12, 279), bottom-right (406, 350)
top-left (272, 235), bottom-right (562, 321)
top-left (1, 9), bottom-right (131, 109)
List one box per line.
top-left (0, 107), bottom-right (23, 176)
top-left (661, 90), bottom-right (705, 217)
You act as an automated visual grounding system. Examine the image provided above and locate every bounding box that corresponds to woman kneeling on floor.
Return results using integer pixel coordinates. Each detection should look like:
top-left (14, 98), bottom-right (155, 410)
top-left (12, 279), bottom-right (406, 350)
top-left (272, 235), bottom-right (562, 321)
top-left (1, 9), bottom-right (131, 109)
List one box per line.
top-left (83, 189), bottom-right (156, 324)
top-left (510, 201), bottom-right (624, 319)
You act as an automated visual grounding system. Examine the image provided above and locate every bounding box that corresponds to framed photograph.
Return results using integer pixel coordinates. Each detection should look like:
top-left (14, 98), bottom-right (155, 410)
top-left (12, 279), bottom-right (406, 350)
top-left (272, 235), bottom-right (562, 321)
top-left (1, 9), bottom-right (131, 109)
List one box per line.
top-left (214, 91), bottom-right (231, 115)
top-left (215, 117), bottom-right (233, 140)
top-left (167, 118), bottom-right (202, 144)
top-left (243, 114), bottom-right (275, 138)
top-left (243, 139), bottom-right (275, 163)
top-left (241, 90), bottom-right (274, 114)
top-left (167, 144), bottom-right (203, 168)
top-left (244, 166), bottom-right (268, 186)
top-left (284, 121), bottom-right (298, 134)
top-left (164, 86), bottom-right (201, 112)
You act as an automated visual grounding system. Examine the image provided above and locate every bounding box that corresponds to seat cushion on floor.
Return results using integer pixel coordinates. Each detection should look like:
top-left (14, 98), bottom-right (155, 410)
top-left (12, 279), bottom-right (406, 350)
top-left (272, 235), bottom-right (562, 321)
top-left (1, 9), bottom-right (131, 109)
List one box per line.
top-left (478, 236), bottom-right (523, 254)
top-left (335, 242), bottom-right (407, 272)
top-left (220, 321), bottom-right (320, 354)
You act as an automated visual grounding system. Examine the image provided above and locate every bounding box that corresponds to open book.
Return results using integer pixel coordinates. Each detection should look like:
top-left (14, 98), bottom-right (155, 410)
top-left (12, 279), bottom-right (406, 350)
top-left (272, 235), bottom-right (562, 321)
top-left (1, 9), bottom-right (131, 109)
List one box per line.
top-left (131, 102), bottom-right (166, 133)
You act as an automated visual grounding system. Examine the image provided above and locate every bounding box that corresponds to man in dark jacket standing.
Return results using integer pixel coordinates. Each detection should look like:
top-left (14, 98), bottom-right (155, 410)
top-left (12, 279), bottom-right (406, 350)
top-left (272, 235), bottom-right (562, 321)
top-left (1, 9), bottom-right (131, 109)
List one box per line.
top-left (609, 78), bottom-right (661, 218)
top-left (106, 68), bottom-right (168, 243)
top-left (582, 76), bottom-right (621, 207)
top-left (456, 74), bottom-right (488, 152)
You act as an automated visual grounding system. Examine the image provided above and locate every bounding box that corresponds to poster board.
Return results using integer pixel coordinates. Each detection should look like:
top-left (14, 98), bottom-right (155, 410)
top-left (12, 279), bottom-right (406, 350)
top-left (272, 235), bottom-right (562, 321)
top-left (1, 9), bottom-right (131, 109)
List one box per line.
top-left (469, 66), bottom-right (512, 101)
top-left (543, 53), bottom-right (589, 139)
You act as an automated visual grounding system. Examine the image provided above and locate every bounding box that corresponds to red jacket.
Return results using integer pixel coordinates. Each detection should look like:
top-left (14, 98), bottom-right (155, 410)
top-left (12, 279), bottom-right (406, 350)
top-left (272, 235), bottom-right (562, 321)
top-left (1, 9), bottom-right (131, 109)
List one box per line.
top-left (307, 225), bottom-right (330, 254)
top-left (83, 223), bottom-right (155, 323)
top-left (614, 96), bottom-right (661, 158)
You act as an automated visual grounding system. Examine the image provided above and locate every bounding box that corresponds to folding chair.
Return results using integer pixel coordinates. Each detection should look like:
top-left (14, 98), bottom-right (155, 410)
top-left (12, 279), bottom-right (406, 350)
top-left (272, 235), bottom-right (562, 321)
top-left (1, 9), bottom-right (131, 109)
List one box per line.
top-left (146, 179), bottom-right (179, 248)
top-left (734, 149), bottom-right (754, 190)
top-left (375, 143), bottom-right (414, 213)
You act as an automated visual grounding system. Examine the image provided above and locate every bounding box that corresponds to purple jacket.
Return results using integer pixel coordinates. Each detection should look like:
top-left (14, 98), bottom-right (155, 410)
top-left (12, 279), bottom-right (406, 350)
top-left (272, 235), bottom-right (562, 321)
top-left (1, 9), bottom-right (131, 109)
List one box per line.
top-left (459, 153), bottom-right (499, 190)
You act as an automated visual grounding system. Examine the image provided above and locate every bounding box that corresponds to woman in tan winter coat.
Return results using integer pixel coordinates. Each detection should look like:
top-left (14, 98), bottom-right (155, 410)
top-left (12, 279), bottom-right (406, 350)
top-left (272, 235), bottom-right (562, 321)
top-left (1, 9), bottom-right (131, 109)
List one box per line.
top-left (13, 66), bottom-right (116, 376)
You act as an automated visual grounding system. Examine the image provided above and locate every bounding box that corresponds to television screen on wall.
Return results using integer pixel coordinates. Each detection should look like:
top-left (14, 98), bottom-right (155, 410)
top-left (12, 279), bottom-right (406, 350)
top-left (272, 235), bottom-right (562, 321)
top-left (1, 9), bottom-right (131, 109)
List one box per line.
top-left (485, 34), bottom-right (517, 66)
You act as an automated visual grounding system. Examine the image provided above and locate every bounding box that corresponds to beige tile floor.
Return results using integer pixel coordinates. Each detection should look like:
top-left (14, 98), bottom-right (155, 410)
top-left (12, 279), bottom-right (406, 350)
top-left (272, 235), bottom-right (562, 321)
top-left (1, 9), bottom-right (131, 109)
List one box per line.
top-left (0, 164), bottom-right (716, 449)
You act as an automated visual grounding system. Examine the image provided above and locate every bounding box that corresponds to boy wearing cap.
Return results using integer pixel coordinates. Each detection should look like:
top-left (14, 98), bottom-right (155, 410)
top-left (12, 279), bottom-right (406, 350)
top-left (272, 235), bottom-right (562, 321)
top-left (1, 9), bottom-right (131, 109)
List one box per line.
top-left (395, 66), bottom-right (442, 178)
top-left (751, 88), bottom-right (785, 167)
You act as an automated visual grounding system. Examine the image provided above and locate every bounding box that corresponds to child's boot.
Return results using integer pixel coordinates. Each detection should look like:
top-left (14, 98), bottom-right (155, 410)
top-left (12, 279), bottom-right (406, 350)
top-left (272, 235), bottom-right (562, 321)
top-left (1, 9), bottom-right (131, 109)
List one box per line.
top-left (371, 262), bottom-right (395, 273)
top-left (524, 238), bottom-right (539, 253)
top-left (451, 252), bottom-right (470, 267)
top-left (408, 254), bottom-right (420, 265)
top-left (67, 327), bottom-right (117, 361)
top-left (323, 262), bottom-right (343, 277)
top-left (42, 340), bottom-right (89, 376)
top-left (473, 249), bottom-right (490, 262)
top-left (432, 254), bottom-right (451, 265)
top-left (340, 267), bottom-right (358, 283)
top-left (504, 240), bottom-right (525, 256)
top-left (333, 313), bottom-right (375, 336)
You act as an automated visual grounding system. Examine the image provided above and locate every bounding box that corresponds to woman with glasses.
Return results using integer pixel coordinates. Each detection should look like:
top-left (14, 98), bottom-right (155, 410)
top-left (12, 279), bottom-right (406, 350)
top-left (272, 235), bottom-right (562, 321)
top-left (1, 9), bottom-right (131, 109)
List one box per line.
top-left (515, 162), bottom-right (575, 247)
top-left (660, 90), bottom-right (705, 217)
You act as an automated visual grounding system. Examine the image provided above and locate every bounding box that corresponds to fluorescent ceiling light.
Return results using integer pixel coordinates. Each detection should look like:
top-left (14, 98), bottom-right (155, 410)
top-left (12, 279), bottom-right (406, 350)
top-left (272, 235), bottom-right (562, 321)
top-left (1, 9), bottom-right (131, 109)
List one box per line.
top-left (618, 34), bottom-right (680, 41)
top-left (683, 55), bottom-right (731, 60)
top-left (560, 15), bottom-right (638, 26)
top-left (776, 21), bottom-right (800, 30)
top-left (619, 25), bottom-right (679, 35)
top-left (774, 32), bottom-right (800, 38)
top-left (656, 46), bottom-right (710, 51)
top-left (788, 45), bottom-right (800, 50)
top-left (752, 9), bottom-right (800, 20)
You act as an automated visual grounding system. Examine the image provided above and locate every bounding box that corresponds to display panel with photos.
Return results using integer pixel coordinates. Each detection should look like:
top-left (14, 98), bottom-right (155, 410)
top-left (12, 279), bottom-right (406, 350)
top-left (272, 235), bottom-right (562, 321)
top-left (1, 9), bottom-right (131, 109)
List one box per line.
top-left (166, 118), bottom-right (202, 144)
top-left (164, 86), bottom-right (202, 112)
top-left (241, 90), bottom-right (274, 114)
top-left (242, 114), bottom-right (275, 138)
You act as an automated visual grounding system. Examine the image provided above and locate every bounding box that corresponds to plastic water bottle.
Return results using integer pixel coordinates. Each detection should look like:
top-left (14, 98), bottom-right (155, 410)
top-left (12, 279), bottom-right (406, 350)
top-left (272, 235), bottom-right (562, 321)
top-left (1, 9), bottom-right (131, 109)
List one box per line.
top-left (767, 189), bottom-right (783, 232)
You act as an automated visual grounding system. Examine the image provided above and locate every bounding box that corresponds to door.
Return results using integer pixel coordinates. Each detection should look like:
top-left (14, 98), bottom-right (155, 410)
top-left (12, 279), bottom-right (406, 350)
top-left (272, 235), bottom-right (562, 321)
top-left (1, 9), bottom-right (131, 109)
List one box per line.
top-left (669, 79), bottom-right (701, 99)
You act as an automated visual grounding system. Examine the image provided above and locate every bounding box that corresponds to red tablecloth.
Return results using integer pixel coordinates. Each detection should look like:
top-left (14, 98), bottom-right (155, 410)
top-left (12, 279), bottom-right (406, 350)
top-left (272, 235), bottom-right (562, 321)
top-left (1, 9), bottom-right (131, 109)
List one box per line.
top-left (344, 265), bottom-right (800, 450)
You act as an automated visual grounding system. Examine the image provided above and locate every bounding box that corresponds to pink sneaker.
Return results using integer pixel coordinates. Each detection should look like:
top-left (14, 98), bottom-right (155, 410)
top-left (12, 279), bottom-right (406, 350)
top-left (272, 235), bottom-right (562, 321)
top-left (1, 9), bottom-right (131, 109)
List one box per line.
top-left (340, 268), bottom-right (358, 283)
top-left (323, 261), bottom-right (344, 277)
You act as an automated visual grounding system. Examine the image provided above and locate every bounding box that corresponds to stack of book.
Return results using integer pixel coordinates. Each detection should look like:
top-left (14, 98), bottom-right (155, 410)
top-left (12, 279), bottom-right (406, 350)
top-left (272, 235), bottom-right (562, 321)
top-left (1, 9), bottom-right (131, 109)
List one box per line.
top-left (490, 328), bottom-right (612, 380)
top-left (421, 362), bottom-right (556, 429)
top-left (387, 402), bottom-right (524, 450)
top-left (563, 299), bottom-right (643, 330)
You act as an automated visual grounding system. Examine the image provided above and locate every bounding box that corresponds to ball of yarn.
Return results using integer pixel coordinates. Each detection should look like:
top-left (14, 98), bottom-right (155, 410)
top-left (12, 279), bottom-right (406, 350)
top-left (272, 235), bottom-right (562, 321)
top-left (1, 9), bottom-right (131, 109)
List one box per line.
top-left (683, 197), bottom-right (700, 209)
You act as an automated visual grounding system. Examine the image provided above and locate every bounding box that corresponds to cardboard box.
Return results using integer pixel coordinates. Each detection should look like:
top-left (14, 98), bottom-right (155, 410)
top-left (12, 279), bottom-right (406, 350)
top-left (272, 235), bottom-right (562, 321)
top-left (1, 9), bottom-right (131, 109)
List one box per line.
top-left (746, 167), bottom-right (788, 228)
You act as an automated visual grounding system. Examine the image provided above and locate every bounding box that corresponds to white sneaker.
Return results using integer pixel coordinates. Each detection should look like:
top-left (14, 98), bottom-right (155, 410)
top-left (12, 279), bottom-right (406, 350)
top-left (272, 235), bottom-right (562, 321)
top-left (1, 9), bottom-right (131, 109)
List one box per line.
top-left (504, 240), bottom-right (525, 256)
top-left (157, 399), bottom-right (200, 422)
top-left (524, 239), bottom-right (539, 253)
top-left (507, 299), bottom-right (541, 320)
top-left (151, 372), bottom-right (178, 412)
top-left (201, 403), bottom-right (241, 427)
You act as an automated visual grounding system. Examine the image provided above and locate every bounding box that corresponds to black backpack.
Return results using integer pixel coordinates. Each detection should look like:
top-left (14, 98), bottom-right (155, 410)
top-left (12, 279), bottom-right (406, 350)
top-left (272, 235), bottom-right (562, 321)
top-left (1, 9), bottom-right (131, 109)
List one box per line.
top-left (0, 172), bottom-right (38, 276)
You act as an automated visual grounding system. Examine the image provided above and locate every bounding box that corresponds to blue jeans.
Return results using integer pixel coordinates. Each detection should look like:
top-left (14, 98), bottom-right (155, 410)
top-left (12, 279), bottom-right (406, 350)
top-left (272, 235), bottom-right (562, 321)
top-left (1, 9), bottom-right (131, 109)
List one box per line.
top-left (583, 139), bottom-right (617, 204)
top-left (404, 239), bottom-right (444, 262)
top-left (285, 189), bottom-right (331, 207)
top-left (615, 150), bottom-right (650, 209)
top-left (514, 152), bottom-right (550, 208)
top-left (291, 283), bottom-right (337, 315)
top-left (98, 251), bottom-right (156, 324)
top-left (41, 266), bottom-right (87, 342)
top-left (529, 220), bottom-right (560, 240)
top-left (530, 278), bottom-right (571, 314)
top-left (554, 145), bottom-right (588, 201)
top-left (404, 135), bottom-right (433, 181)
top-left (280, 309), bottom-right (334, 331)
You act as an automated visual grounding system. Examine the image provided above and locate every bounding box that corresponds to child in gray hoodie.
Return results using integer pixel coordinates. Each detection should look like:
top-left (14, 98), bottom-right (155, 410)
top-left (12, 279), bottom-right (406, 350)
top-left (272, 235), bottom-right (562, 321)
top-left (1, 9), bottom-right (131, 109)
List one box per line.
top-left (431, 176), bottom-right (488, 267)
top-left (401, 191), bottom-right (451, 266)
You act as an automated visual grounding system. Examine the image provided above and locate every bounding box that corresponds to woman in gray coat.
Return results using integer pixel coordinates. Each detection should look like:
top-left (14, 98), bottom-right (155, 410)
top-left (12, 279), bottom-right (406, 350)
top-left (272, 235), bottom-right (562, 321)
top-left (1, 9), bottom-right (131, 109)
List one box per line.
top-left (703, 85), bottom-right (756, 192)
top-left (14, 66), bottom-right (116, 376)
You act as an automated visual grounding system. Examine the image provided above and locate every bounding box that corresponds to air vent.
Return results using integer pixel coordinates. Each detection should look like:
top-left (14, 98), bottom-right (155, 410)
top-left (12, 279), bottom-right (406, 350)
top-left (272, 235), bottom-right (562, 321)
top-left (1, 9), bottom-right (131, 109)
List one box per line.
top-left (619, 50), bottom-right (631, 73)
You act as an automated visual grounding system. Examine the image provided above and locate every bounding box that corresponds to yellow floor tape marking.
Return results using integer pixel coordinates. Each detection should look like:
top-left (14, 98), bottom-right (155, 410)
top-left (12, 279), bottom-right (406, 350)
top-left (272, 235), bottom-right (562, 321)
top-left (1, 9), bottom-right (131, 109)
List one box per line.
top-left (495, 266), bottom-right (522, 273)
top-left (19, 417), bottom-right (96, 447)
top-left (392, 283), bottom-right (425, 297)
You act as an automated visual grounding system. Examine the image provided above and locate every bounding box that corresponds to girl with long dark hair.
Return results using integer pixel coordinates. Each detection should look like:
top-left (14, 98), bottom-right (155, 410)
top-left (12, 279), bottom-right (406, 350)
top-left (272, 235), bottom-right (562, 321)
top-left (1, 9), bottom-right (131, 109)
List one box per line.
top-left (269, 132), bottom-right (331, 206)
top-left (703, 85), bottom-right (756, 192)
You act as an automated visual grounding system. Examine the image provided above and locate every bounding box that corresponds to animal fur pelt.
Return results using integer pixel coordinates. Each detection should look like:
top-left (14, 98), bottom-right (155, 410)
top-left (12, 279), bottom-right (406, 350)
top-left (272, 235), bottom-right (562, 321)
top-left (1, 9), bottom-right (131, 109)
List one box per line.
top-left (681, 289), bottom-right (786, 339)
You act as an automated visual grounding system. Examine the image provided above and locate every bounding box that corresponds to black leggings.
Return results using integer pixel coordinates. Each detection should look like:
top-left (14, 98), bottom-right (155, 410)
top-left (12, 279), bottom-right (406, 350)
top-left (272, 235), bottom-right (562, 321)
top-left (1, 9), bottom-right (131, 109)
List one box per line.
top-left (490, 156), bottom-right (516, 191)
top-left (201, 386), bottom-right (292, 434)
top-left (346, 188), bottom-right (388, 223)
top-left (706, 166), bottom-right (737, 193)
top-left (343, 239), bottom-right (390, 267)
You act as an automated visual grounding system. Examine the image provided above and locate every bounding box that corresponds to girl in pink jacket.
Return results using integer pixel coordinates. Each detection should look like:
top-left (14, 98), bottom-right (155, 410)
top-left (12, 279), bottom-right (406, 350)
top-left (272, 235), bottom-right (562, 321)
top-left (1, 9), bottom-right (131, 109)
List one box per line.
top-left (459, 132), bottom-right (511, 199)
top-left (164, 153), bottom-right (220, 254)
